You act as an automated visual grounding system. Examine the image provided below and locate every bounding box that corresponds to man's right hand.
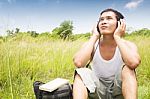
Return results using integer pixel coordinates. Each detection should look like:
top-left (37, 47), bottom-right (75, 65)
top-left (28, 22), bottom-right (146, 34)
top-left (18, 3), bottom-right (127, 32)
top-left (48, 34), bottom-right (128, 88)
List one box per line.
top-left (91, 22), bottom-right (101, 39)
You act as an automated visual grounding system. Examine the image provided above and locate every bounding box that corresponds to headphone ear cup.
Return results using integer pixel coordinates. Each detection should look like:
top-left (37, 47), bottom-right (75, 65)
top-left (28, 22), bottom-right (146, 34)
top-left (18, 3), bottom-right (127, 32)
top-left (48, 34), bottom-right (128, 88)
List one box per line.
top-left (116, 17), bottom-right (122, 28)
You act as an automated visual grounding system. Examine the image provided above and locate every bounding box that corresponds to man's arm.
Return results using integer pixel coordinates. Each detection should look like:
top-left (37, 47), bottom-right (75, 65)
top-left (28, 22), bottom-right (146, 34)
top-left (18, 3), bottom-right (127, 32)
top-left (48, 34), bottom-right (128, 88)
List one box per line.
top-left (114, 19), bottom-right (141, 69)
top-left (115, 37), bottom-right (141, 69)
top-left (73, 24), bottom-right (100, 68)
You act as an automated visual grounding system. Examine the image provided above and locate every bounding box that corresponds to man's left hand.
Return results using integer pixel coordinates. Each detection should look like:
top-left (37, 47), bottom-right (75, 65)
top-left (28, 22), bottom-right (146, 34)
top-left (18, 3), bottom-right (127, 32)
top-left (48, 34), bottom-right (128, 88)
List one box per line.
top-left (114, 19), bottom-right (126, 38)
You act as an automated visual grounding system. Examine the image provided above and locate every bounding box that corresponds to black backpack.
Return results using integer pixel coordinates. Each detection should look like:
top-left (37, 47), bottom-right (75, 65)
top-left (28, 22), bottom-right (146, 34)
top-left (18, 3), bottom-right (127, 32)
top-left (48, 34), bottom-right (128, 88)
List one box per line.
top-left (33, 81), bottom-right (73, 99)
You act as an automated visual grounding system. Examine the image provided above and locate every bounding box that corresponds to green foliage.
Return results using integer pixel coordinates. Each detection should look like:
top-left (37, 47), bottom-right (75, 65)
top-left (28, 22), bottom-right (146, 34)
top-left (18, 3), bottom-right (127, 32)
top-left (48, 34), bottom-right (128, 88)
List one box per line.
top-left (15, 28), bottom-right (20, 34)
top-left (6, 30), bottom-right (14, 36)
top-left (52, 20), bottom-right (73, 40)
top-left (36, 32), bottom-right (60, 41)
top-left (6, 28), bottom-right (20, 36)
top-left (129, 28), bottom-right (150, 36)
top-left (0, 36), bottom-right (3, 43)
top-left (5, 24), bottom-right (150, 42)
top-left (70, 32), bottom-right (91, 41)
top-left (27, 31), bottom-right (39, 37)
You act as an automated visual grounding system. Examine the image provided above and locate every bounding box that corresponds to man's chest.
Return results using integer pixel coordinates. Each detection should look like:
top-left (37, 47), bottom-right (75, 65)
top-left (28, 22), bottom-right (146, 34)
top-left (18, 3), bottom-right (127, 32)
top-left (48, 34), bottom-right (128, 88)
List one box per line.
top-left (99, 47), bottom-right (116, 60)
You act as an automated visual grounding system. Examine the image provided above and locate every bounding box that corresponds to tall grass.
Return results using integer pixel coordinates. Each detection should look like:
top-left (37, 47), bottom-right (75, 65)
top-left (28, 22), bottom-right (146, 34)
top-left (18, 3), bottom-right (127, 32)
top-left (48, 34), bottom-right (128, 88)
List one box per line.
top-left (0, 35), bottom-right (150, 98)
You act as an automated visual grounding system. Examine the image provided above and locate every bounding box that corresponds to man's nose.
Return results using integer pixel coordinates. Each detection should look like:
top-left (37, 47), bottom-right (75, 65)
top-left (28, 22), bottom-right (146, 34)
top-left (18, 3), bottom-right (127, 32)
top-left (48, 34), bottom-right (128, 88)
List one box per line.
top-left (101, 19), bottom-right (107, 25)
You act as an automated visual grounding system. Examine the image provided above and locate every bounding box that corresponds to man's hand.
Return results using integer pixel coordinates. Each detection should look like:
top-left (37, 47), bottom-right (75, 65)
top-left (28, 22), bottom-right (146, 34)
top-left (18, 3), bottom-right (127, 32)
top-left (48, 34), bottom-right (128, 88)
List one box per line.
top-left (91, 22), bottom-right (101, 39)
top-left (114, 19), bottom-right (126, 39)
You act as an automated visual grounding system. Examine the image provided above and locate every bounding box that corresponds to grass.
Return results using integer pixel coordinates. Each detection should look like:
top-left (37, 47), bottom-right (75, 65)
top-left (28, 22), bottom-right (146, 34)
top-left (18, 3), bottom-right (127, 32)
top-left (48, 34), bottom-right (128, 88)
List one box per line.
top-left (0, 35), bottom-right (150, 99)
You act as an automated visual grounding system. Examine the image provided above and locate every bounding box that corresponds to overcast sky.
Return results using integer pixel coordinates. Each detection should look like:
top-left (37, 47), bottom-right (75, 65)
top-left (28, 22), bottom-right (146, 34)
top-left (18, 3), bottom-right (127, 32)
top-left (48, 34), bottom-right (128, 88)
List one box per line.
top-left (0, 0), bottom-right (150, 35)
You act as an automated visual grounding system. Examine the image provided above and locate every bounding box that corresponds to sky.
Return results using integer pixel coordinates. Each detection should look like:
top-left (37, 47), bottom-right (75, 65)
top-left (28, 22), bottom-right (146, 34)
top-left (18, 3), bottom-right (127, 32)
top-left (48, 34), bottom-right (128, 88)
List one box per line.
top-left (0, 0), bottom-right (150, 35)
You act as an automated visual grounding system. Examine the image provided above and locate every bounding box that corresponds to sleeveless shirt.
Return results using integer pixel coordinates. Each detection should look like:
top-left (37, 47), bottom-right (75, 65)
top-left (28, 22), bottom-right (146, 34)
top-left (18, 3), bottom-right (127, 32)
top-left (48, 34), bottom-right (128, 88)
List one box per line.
top-left (91, 44), bottom-right (124, 81)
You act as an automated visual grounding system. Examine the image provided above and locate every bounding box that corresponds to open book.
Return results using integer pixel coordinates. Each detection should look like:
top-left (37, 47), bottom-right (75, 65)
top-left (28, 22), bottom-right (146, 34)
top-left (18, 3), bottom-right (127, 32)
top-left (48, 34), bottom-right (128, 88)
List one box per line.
top-left (39, 78), bottom-right (69, 92)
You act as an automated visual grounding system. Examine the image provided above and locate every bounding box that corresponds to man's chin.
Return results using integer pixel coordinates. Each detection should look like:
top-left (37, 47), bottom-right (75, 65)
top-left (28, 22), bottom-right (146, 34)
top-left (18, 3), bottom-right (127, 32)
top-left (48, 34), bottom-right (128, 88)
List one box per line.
top-left (101, 32), bottom-right (113, 35)
top-left (101, 30), bottom-right (109, 34)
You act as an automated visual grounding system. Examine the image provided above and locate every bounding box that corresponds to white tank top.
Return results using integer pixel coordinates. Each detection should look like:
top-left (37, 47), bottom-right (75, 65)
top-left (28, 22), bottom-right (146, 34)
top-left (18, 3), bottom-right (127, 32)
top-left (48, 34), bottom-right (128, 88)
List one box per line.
top-left (91, 44), bottom-right (124, 81)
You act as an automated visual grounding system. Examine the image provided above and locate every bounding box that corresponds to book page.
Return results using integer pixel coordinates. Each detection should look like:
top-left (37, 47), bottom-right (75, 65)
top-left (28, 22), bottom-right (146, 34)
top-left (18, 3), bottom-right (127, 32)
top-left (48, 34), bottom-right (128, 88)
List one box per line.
top-left (39, 78), bottom-right (69, 92)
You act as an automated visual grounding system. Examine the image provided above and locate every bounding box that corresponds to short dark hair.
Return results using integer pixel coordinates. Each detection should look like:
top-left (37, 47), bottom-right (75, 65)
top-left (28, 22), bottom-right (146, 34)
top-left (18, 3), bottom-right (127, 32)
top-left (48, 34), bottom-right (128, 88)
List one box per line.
top-left (100, 8), bottom-right (124, 21)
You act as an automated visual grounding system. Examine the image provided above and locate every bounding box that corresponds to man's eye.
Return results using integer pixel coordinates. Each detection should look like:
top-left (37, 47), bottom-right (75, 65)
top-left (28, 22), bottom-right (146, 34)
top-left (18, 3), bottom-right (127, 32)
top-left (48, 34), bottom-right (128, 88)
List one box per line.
top-left (100, 18), bottom-right (104, 21)
top-left (107, 17), bottom-right (112, 20)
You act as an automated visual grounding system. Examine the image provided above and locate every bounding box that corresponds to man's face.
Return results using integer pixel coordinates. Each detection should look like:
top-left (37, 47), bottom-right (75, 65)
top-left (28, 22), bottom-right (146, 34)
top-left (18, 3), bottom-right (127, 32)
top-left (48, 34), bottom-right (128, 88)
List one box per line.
top-left (98, 11), bottom-right (117, 35)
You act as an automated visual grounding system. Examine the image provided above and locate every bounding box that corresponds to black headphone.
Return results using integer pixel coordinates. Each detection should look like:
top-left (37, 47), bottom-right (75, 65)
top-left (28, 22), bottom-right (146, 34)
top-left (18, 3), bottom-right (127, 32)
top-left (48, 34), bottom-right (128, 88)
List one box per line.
top-left (96, 20), bottom-right (101, 34)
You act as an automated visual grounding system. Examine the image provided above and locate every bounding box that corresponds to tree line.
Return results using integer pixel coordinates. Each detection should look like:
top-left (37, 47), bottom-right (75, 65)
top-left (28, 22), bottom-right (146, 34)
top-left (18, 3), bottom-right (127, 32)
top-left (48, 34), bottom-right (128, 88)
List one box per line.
top-left (0, 20), bottom-right (150, 42)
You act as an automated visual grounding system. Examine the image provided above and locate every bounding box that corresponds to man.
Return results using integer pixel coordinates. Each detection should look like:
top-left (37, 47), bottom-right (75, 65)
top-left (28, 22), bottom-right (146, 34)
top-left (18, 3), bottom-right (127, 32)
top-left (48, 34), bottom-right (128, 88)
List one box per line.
top-left (73, 8), bottom-right (141, 99)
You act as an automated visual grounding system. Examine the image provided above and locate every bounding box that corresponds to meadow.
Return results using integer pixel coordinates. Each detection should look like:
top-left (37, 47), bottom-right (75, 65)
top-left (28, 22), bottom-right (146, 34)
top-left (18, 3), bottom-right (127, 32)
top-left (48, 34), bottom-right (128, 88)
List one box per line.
top-left (0, 34), bottom-right (150, 99)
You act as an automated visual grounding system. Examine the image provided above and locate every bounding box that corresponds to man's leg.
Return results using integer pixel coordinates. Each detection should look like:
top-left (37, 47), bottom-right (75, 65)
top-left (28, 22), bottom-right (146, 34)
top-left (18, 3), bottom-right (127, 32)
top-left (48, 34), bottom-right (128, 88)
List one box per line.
top-left (73, 74), bottom-right (88, 99)
top-left (122, 65), bottom-right (137, 99)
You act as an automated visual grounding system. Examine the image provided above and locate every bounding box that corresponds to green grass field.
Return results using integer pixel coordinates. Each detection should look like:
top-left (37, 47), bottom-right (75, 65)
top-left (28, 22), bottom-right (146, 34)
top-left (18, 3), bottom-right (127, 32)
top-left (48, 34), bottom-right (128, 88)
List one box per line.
top-left (0, 35), bottom-right (150, 99)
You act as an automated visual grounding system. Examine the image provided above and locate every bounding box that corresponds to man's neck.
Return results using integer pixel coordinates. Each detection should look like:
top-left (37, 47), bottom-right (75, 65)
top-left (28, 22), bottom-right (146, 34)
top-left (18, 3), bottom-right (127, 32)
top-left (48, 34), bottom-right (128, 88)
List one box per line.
top-left (101, 34), bottom-right (117, 47)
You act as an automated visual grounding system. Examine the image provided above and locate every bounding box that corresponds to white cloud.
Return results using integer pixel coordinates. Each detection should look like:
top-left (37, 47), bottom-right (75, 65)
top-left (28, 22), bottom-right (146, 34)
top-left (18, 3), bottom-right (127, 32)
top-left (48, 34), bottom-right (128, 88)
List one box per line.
top-left (125, 0), bottom-right (144, 9)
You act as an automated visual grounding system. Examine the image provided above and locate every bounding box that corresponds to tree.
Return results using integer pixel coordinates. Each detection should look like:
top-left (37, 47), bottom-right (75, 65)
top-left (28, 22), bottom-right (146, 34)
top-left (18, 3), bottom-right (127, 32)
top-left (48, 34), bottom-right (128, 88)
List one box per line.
top-left (130, 28), bottom-right (150, 36)
top-left (52, 20), bottom-right (73, 40)
top-left (6, 28), bottom-right (20, 36)
top-left (15, 28), bottom-right (20, 34)
top-left (6, 30), bottom-right (14, 36)
top-left (27, 31), bottom-right (39, 37)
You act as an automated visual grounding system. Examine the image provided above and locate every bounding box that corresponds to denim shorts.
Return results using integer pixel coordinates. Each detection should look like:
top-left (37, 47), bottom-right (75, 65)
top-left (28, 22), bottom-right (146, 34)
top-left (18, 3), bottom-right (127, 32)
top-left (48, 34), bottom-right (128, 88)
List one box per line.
top-left (75, 66), bottom-right (125, 99)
